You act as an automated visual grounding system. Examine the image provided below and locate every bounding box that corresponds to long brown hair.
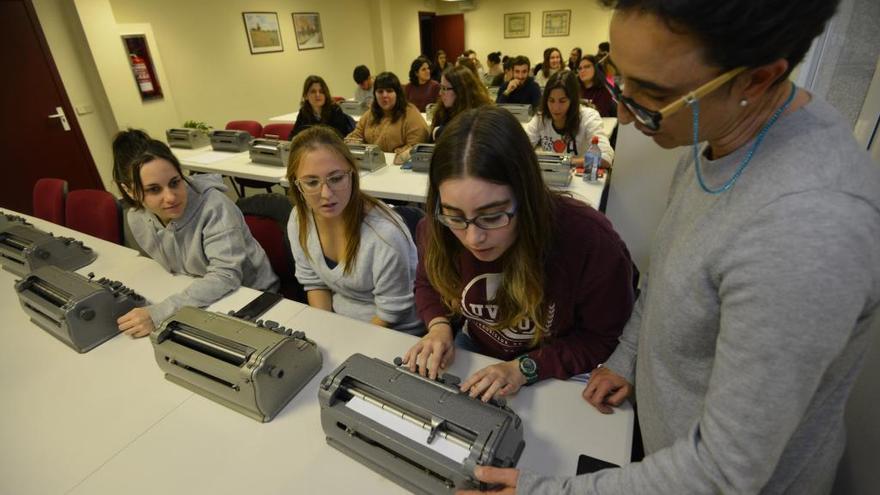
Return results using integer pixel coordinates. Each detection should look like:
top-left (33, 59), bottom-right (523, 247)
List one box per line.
top-left (431, 65), bottom-right (493, 135)
top-left (426, 107), bottom-right (556, 336)
top-left (286, 125), bottom-right (402, 275)
top-left (541, 70), bottom-right (582, 142)
top-left (112, 129), bottom-right (191, 208)
top-left (299, 75), bottom-right (339, 124)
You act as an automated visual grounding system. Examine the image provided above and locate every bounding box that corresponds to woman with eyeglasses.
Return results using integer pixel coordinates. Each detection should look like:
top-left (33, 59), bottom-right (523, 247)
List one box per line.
top-left (111, 130), bottom-right (278, 338)
top-left (402, 106), bottom-right (635, 402)
top-left (345, 72), bottom-right (429, 161)
top-left (430, 65), bottom-right (494, 142)
top-left (577, 55), bottom-right (616, 118)
top-left (287, 125), bottom-right (422, 333)
top-left (525, 70), bottom-right (614, 169)
top-left (464, 0), bottom-right (880, 493)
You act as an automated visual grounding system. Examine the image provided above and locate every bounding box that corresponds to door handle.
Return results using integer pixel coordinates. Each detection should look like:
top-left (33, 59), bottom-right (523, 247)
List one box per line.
top-left (48, 106), bottom-right (71, 131)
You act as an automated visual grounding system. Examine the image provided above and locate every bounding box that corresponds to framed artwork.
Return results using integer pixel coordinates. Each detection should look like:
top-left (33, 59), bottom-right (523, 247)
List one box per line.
top-left (542, 10), bottom-right (571, 37)
top-left (503, 12), bottom-right (530, 39)
top-left (292, 12), bottom-right (325, 50)
top-left (242, 12), bottom-right (283, 54)
top-left (121, 34), bottom-right (163, 100)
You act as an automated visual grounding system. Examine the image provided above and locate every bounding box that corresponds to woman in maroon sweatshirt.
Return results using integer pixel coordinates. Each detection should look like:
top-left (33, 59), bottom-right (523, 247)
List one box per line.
top-left (402, 106), bottom-right (635, 401)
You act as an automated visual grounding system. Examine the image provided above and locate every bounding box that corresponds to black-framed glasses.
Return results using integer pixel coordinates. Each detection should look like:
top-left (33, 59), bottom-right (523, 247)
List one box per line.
top-left (294, 170), bottom-right (352, 195)
top-left (439, 85), bottom-right (455, 93)
top-left (595, 54), bottom-right (746, 131)
top-left (435, 203), bottom-right (518, 230)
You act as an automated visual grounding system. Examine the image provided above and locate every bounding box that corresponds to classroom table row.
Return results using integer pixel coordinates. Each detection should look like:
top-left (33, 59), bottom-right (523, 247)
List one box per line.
top-left (0, 211), bottom-right (633, 494)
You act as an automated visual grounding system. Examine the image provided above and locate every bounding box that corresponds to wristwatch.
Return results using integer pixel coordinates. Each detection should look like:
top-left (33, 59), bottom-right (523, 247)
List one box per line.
top-left (517, 355), bottom-right (538, 385)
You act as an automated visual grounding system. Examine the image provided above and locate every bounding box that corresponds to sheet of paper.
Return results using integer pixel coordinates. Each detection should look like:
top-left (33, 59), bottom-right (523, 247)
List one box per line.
top-left (187, 151), bottom-right (242, 164)
top-left (345, 395), bottom-right (470, 464)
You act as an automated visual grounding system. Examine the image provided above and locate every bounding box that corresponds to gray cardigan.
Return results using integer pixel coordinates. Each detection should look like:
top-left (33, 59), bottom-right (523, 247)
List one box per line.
top-left (289, 206), bottom-right (422, 333)
top-left (127, 174), bottom-right (279, 324)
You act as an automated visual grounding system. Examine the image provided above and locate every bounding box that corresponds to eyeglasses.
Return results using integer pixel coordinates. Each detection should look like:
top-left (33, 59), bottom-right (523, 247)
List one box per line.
top-left (294, 171), bottom-right (352, 195)
top-left (595, 54), bottom-right (746, 131)
top-left (435, 203), bottom-right (518, 230)
top-left (439, 85), bottom-right (455, 93)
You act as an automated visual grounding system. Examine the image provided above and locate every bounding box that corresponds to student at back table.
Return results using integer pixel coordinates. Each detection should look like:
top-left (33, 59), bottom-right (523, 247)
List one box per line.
top-left (496, 55), bottom-right (542, 111)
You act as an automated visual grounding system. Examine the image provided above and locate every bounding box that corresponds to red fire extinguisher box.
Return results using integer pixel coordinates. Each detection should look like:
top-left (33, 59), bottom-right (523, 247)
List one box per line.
top-left (122, 35), bottom-right (163, 101)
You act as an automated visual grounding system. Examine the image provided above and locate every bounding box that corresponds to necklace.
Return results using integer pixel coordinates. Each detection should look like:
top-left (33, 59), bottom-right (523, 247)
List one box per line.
top-left (690, 82), bottom-right (797, 194)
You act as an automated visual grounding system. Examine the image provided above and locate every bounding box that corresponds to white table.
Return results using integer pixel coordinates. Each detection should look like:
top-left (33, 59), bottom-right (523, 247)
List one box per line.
top-left (173, 147), bottom-right (287, 184)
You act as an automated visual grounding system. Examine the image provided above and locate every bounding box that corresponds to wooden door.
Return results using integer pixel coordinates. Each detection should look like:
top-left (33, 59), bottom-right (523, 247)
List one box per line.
top-left (0, 0), bottom-right (104, 215)
top-left (432, 14), bottom-right (465, 62)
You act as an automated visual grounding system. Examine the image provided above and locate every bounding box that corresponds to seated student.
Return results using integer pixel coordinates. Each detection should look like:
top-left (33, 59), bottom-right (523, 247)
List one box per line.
top-left (430, 65), bottom-right (493, 142)
top-left (345, 72), bottom-right (429, 159)
top-left (525, 70), bottom-right (614, 169)
top-left (534, 47), bottom-right (564, 87)
top-left (568, 46), bottom-right (583, 71)
top-left (490, 57), bottom-right (513, 87)
top-left (485, 51), bottom-right (503, 80)
top-left (404, 56), bottom-right (441, 112)
top-left (402, 107), bottom-right (634, 401)
top-left (287, 125), bottom-right (422, 333)
top-left (463, 49), bottom-right (486, 79)
top-left (290, 75), bottom-right (355, 140)
top-left (496, 55), bottom-right (542, 110)
top-left (577, 54), bottom-right (616, 117)
top-left (111, 130), bottom-right (279, 338)
top-left (352, 65), bottom-right (374, 108)
top-left (431, 49), bottom-right (448, 82)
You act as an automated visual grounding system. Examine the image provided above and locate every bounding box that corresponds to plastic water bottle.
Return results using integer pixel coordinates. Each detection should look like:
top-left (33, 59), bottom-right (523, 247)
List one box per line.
top-left (583, 136), bottom-right (601, 182)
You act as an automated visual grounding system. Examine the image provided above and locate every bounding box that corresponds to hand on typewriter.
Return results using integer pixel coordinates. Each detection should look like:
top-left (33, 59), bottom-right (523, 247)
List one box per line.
top-left (117, 307), bottom-right (156, 338)
top-left (582, 365), bottom-right (633, 414)
top-left (457, 465), bottom-right (519, 494)
top-left (403, 319), bottom-right (455, 380)
top-left (460, 361), bottom-right (526, 402)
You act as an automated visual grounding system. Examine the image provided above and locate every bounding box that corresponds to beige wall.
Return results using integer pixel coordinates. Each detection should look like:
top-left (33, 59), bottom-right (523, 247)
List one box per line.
top-left (439, 0), bottom-right (613, 68)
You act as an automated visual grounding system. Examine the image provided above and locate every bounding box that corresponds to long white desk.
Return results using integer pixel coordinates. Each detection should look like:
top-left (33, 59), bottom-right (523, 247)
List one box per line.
top-left (1, 210), bottom-right (632, 494)
top-left (173, 147), bottom-right (287, 184)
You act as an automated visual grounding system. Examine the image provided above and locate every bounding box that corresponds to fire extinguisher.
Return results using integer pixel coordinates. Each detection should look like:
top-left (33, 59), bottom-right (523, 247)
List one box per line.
top-left (129, 53), bottom-right (156, 95)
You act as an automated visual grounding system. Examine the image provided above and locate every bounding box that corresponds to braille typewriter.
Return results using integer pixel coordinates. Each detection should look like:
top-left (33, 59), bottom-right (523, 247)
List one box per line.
top-left (535, 151), bottom-right (573, 187)
top-left (498, 103), bottom-right (534, 123)
top-left (249, 138), bottom-right (288, 167)
top-left (408, 143), bottom-right (435, 173)
top-left (210, 129), bottom-right (252, 152)
top-left (347, 143), bottom-right (387, 172)
top-left (166, 128), bottom-right (210, 149)
top-left (0, 223), bottom-right (96, 276)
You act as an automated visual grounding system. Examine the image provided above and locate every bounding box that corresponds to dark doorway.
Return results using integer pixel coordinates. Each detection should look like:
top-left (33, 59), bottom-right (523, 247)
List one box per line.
top-left (418, 11), bottom-right (435, 58)
top-left (418, 12), bottom-right (465, 65)
top-left (1, 0), bottom-right (104, 214)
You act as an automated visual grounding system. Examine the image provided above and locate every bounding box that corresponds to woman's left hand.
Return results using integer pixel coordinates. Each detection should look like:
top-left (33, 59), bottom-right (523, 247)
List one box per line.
top-left (460, 360), bottom-right (527, 402)
top-left (117, 307), bottom-right (156, 338)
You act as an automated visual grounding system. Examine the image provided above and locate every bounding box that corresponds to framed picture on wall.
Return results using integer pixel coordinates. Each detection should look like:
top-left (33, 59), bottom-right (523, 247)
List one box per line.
top-left (121, 34), bottom-right (163, 100)
top-left (504, 12), bottom-right (530, 39)
top-left (542, 10), bottom-right (571, 37)
top-left (242, 12), bottom-right (283, 54)
top-left (292, 12), bottom-right (324, 50)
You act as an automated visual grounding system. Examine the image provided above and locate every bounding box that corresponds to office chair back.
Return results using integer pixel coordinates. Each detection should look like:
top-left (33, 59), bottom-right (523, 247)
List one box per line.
top-left (262, 123), bottom-right (295, 141)
top-left (65, 189), bottom-right (123, 244)
top-left (226, 120), bottom-right (263, 138)
top-left (32, 178), bottom-right (68, 224)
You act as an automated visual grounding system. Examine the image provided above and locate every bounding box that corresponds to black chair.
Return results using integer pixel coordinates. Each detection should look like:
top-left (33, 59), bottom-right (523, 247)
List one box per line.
top-left (390, 204), bottom-right (425, 240)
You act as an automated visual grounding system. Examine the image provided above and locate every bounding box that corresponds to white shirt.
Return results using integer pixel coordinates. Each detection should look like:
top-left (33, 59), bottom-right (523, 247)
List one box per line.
top-left (525, 105), bottom-right (614, 163)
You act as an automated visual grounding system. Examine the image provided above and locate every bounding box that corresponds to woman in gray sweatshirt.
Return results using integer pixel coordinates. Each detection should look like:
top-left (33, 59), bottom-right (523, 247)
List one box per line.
top-left (286, 125), bottom-right (422, 333)
top-left (112, 133), bottom-right (278, 337)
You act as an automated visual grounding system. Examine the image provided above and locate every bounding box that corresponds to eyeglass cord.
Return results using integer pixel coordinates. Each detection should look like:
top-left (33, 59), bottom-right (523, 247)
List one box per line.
top-left (690, 82), bottom-right (797, 194)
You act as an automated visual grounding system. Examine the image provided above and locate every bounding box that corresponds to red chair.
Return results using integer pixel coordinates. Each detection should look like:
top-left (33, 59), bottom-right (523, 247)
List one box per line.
top-left (262, 123), bottom-right (294, 141)
top-left (65, 189), bottom-right (123, 244)
top-left (243, 215), bottom-right (305, 302)
top-left (225, 120), bottom-right (262, 138)
top-left (332, 96), bottom-right (345, 103)
top-left (32, 178), bottom-right (68, 224)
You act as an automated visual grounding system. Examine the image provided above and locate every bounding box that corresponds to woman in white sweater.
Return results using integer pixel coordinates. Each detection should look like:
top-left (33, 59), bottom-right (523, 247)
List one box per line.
top-left (525, 70), bottom-right (614, 169)
top-left (286, 125), bottom-right (422, 334)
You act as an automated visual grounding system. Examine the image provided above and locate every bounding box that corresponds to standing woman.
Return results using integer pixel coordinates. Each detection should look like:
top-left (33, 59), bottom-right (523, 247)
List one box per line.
top-left (287, 126), bottom-right (422, 333)
top-left (403, 106), bottom-right (634, 401)
top-left (431, 49), bottom-right (448, 82)
top-left (525, 70), bottom-right (614, 168)
top-left (577, 55), bottom-right (616, 117)
top-left (291, 75), bottom-right (355, 139)
top-left (534, 47), bottom-right (563, 86)
top-left (430, 65), bottom-right (493, 141)
top-left (112, 131), bottom-right (278, 338)
top-left (466, 0), bottom-right (880, 493)
top-left (345, 72), bottom-right (429, 160)
top-left (404, 56), bottom-right (441, 112)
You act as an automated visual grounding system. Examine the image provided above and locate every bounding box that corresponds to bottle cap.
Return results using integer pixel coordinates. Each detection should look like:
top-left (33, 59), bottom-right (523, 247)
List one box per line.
top-left (591, 136), bottom-right (599, 144)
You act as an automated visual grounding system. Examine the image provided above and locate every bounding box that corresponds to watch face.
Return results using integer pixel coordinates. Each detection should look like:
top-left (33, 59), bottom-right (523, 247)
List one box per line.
top-left (520, 357), bottom-right (537, 375)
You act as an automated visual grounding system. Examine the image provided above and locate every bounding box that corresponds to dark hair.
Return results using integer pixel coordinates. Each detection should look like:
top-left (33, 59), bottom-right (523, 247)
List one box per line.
top-left (541, 47), bottom-right (563, 78)
top-left (569, 47), bottom-right (583, 70)
top-left (598, 41), bottom-right (610, 53)
top-left (456, 56), bottom-right (479, 78)
top-left (432, 65), bottom-right (493, 132)
top-left (370, 72), bottom-right (408, 122)
top-left (435, 49), bottom-right (447, 67)
top-left (408, 56), bottom-right (432, 85)
top-left (112, 131), bottom-right (189, 208)
top-left (571, 47), bottom-right (583, 58)
top-left (463, 49), bottom-right (476, 58)
top-left (541, 71), bottom-right (582, 141)
top-left (578, 55), bottom-right (605, 89)
top-left (511, 55), bottom-right (531, 70)
top-left (598, 0), bottom-right (838, 79)
top-left (488, 51), bottom-right (502, 65)
top-left (353, 65), bottom-right (370, 84)
top-left (426, 106), bottom-right (555, 335)
top-left (299, 75), bottom-right (339, 123)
